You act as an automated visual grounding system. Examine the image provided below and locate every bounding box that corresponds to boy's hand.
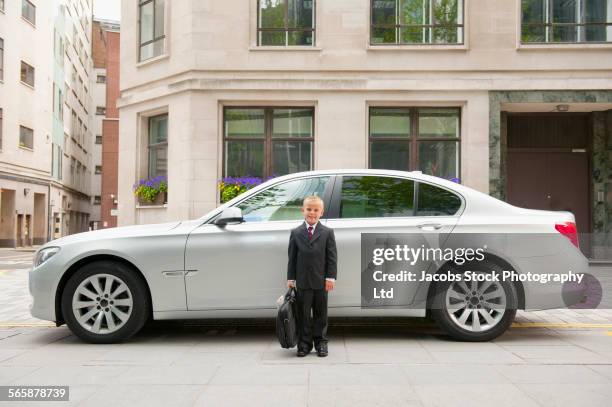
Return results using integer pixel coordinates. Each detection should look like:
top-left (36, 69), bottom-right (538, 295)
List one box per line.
top-left (325, 280), bottom-right (335, 292)
top-left (287, 280), bottom-right (295, 288)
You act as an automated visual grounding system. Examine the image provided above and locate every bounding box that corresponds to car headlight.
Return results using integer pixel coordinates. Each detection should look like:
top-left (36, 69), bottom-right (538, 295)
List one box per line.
top-left (33, 247), bottom-right (60, 268)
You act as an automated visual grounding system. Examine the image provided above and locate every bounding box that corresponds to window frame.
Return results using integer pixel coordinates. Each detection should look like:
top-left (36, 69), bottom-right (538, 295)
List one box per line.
top-left (20, 61), bottom-right (35, 88)
top-left (256, 0), bottom-right (316, 46)
top-left (222, 106), bottom-right (315, 179)
top-left (138, 0), bottom-right (166, 61)
top-left (19, 125), bottom-right (34, 150)
top-left (326, 173), bottom-right (465, 219)
top-left (367, 106), bottom-right (461, 179)
top-left (369, 0), bottom-right (466, 45)
top-left (520, 0), bottom-right (612, 44)
top-left (0, 38), bottom-right (4, 81)
top-left (22, 0), bottom-right (36, 26)
top-left (147, 113), bottom-right (168, 178)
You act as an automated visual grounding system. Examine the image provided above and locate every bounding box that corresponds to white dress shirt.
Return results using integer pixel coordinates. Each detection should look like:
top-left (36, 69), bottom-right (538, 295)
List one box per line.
top-left (288, 220), bottom-right (336, 284)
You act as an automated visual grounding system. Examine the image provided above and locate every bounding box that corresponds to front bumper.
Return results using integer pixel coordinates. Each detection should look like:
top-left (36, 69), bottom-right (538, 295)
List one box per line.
top-left (28, 264), bottom-right (58, 322)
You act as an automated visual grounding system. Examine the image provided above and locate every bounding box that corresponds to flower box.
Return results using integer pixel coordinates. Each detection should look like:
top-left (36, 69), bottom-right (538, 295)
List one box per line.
top-left (133, 176), bottom-right (168, 206)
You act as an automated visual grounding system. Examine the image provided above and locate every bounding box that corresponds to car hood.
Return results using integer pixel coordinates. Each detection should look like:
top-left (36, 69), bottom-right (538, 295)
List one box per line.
top-left (43, 221), bottom-right (183, 248)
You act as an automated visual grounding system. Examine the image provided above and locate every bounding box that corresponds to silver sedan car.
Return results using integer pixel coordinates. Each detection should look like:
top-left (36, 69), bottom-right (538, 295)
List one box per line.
top-left (29, 169), bottom-right (588, 343)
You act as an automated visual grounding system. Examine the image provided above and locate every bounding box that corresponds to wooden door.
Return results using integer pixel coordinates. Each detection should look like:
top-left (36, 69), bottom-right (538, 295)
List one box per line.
top-left (506, 114), bottom-right (590, 255)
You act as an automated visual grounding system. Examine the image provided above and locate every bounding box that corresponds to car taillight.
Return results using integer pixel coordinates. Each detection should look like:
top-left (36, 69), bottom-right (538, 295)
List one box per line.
top-left (555, 222), bottom-right (579, 249)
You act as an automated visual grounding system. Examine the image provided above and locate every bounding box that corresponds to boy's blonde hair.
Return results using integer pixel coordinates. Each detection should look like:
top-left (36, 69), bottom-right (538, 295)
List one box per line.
top-left (302, 195), bottom-right (324, 208)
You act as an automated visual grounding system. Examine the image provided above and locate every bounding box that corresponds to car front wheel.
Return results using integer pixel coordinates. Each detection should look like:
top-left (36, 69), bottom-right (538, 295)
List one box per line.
top-left (61, 261), bottom-right (149, 343)
top-left (430, 262), bottom-right (518, 341)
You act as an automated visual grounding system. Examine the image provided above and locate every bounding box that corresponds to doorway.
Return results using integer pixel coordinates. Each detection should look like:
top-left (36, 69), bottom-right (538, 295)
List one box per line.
top-left (506, 113), bottom-right (590, 255)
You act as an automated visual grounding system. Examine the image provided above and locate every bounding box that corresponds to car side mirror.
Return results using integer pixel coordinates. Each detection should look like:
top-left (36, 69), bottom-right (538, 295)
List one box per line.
top-left (214, 207), bottom-right (244, 226)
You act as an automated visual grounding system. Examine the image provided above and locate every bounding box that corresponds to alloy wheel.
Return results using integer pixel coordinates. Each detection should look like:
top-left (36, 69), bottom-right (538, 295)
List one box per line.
top-left (445, 276), bottom-right (506, 332)
top-left (71, 273), bottom-right (134, 334)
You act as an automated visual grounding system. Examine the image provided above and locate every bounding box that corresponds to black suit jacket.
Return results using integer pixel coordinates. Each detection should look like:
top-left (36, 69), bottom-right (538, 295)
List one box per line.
top-left (287, 222), bottom-right (337, 290)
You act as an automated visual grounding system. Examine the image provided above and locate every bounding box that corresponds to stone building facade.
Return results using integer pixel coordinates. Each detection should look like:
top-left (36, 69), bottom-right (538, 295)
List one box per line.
top-left (117, 0), bottom-right (612, 258)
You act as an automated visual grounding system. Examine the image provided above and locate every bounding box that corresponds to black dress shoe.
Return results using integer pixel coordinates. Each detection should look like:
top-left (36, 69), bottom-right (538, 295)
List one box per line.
top-left (317, 348), bottom-right (328, 357)
top-left (297, 349), bottom-right (308, 357)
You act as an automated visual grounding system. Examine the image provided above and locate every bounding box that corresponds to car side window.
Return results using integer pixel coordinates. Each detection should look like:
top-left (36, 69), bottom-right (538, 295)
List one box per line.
top-left (417, 182), bottom-right (462, 216)
top-left (340, 176), bottom-right (415, 218)
top-left (236, 176), bottom-right (330, 222)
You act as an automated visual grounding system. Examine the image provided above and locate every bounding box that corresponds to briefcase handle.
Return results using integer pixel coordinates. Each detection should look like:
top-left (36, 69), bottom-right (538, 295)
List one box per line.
top-left (285, 286), bottom-right (297, 302)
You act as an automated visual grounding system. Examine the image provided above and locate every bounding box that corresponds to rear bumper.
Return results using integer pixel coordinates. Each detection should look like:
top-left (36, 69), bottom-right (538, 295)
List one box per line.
top-left (514, 249), bottom-right (589, 310)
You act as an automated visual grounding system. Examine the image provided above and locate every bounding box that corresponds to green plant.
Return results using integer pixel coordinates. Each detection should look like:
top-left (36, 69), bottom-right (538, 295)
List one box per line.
top-left (133, 175), bottom-right (168, 202)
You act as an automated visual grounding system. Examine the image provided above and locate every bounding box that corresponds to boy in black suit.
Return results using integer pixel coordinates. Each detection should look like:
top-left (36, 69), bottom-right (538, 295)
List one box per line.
top-left (287, 195), bottom-right (337, 357)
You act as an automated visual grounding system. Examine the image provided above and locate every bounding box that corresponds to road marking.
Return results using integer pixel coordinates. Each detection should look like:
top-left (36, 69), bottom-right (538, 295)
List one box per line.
top-left (512, 322), bottom-right (612, 329)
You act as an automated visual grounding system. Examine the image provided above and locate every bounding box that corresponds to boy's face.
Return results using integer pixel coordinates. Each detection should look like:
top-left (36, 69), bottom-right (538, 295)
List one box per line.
top-left (301, 200), bottom-right (324, 225)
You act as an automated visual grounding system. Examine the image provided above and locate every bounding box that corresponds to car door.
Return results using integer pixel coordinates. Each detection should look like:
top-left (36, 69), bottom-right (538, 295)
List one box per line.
top-left (184, 175), bottom-right (334, 310)
top-left (325, 174), bottom-right (463, 309)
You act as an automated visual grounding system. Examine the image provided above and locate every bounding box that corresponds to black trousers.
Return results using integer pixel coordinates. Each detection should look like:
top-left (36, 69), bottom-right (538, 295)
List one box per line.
top-left (296, 288), bottom-right (328, 352)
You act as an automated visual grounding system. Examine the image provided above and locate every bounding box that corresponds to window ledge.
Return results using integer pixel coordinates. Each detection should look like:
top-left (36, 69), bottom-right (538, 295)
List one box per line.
top-left (136, 53), bottom-right (170, 68)
top-left (517, 43), bottom-right (612, 50)
top-left (249, 46), bottom-right (322, 52)
top-left (367, 44), bottom-right (467, 51)
top-left (18, 145), bottom-right (34, 152)
top-left (20, 81), bottom-right (35, 90)
top-left (21, 16), bottom-right (36, 28)
top-left (136, 204), bottom-right (168, 209)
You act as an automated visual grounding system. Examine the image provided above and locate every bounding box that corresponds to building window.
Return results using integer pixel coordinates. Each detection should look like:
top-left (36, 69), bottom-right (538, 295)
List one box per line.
top-left (522, 0), bottom-right (612, 43)
top-left (139, 0), bottom-right (165, 61)
top-left (0, 0), bottom-right (4, 12)
top-left (96, 106), bottom-right (106, 115)
top-left (58, 147), bottom-right (63, 180)
top-left (95, 135), bottom-right (102, 144)
top-left (148, 114), bottom-right (168, 177)
top-left (22, 0), bottom-right (36, 25)
top-left (370, 0), bottom-right (464, 45)
top-left (19, 126), bottom-right (34, 149)
top-left (96, 74), bottom-right (106, 83)
top-left (0, 38), bottom-right (4, 81)
top-left (0, 108), bottom-right (3, 150)
top-left (368, 107), bottom-right (460, 179)
top-left (95, 165), bottom-right (102, 174)
top-left (58, 89), bottom-right (64, 121)
top-left (223, 107), bottom-right (314, 178)
top-left (20, 61), bottom-right (35, 87)
top-left (93, 195), bottom-right (101, 205)
top-left (257, 0), bottom-right (315, 46)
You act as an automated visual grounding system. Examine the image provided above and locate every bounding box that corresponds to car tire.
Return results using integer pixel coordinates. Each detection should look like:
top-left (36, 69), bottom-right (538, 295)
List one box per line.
top-left (61, 260), bottom-right (149, 344)
top-left (430, 261), bottom-right (518, 341)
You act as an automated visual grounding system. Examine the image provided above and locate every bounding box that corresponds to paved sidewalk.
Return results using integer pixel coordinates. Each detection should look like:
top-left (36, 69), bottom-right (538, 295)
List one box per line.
top-left (1, 249), bottom-right (611, 406)
top-left (1, 321), bottom-right (612, 407)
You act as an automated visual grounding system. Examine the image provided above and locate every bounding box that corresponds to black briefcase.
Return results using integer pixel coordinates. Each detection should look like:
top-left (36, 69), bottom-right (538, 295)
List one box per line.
top-left (276, 287), bottom-right (298, 349)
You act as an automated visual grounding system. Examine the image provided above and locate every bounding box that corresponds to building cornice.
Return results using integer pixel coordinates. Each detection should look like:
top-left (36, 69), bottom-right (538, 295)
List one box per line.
top-left (117, 70), bottom-right (612, 109)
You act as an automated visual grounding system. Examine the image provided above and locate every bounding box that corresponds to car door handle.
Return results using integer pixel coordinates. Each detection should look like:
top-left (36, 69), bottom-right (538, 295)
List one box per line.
top-left (417, 223), bottom-right (443, 231)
